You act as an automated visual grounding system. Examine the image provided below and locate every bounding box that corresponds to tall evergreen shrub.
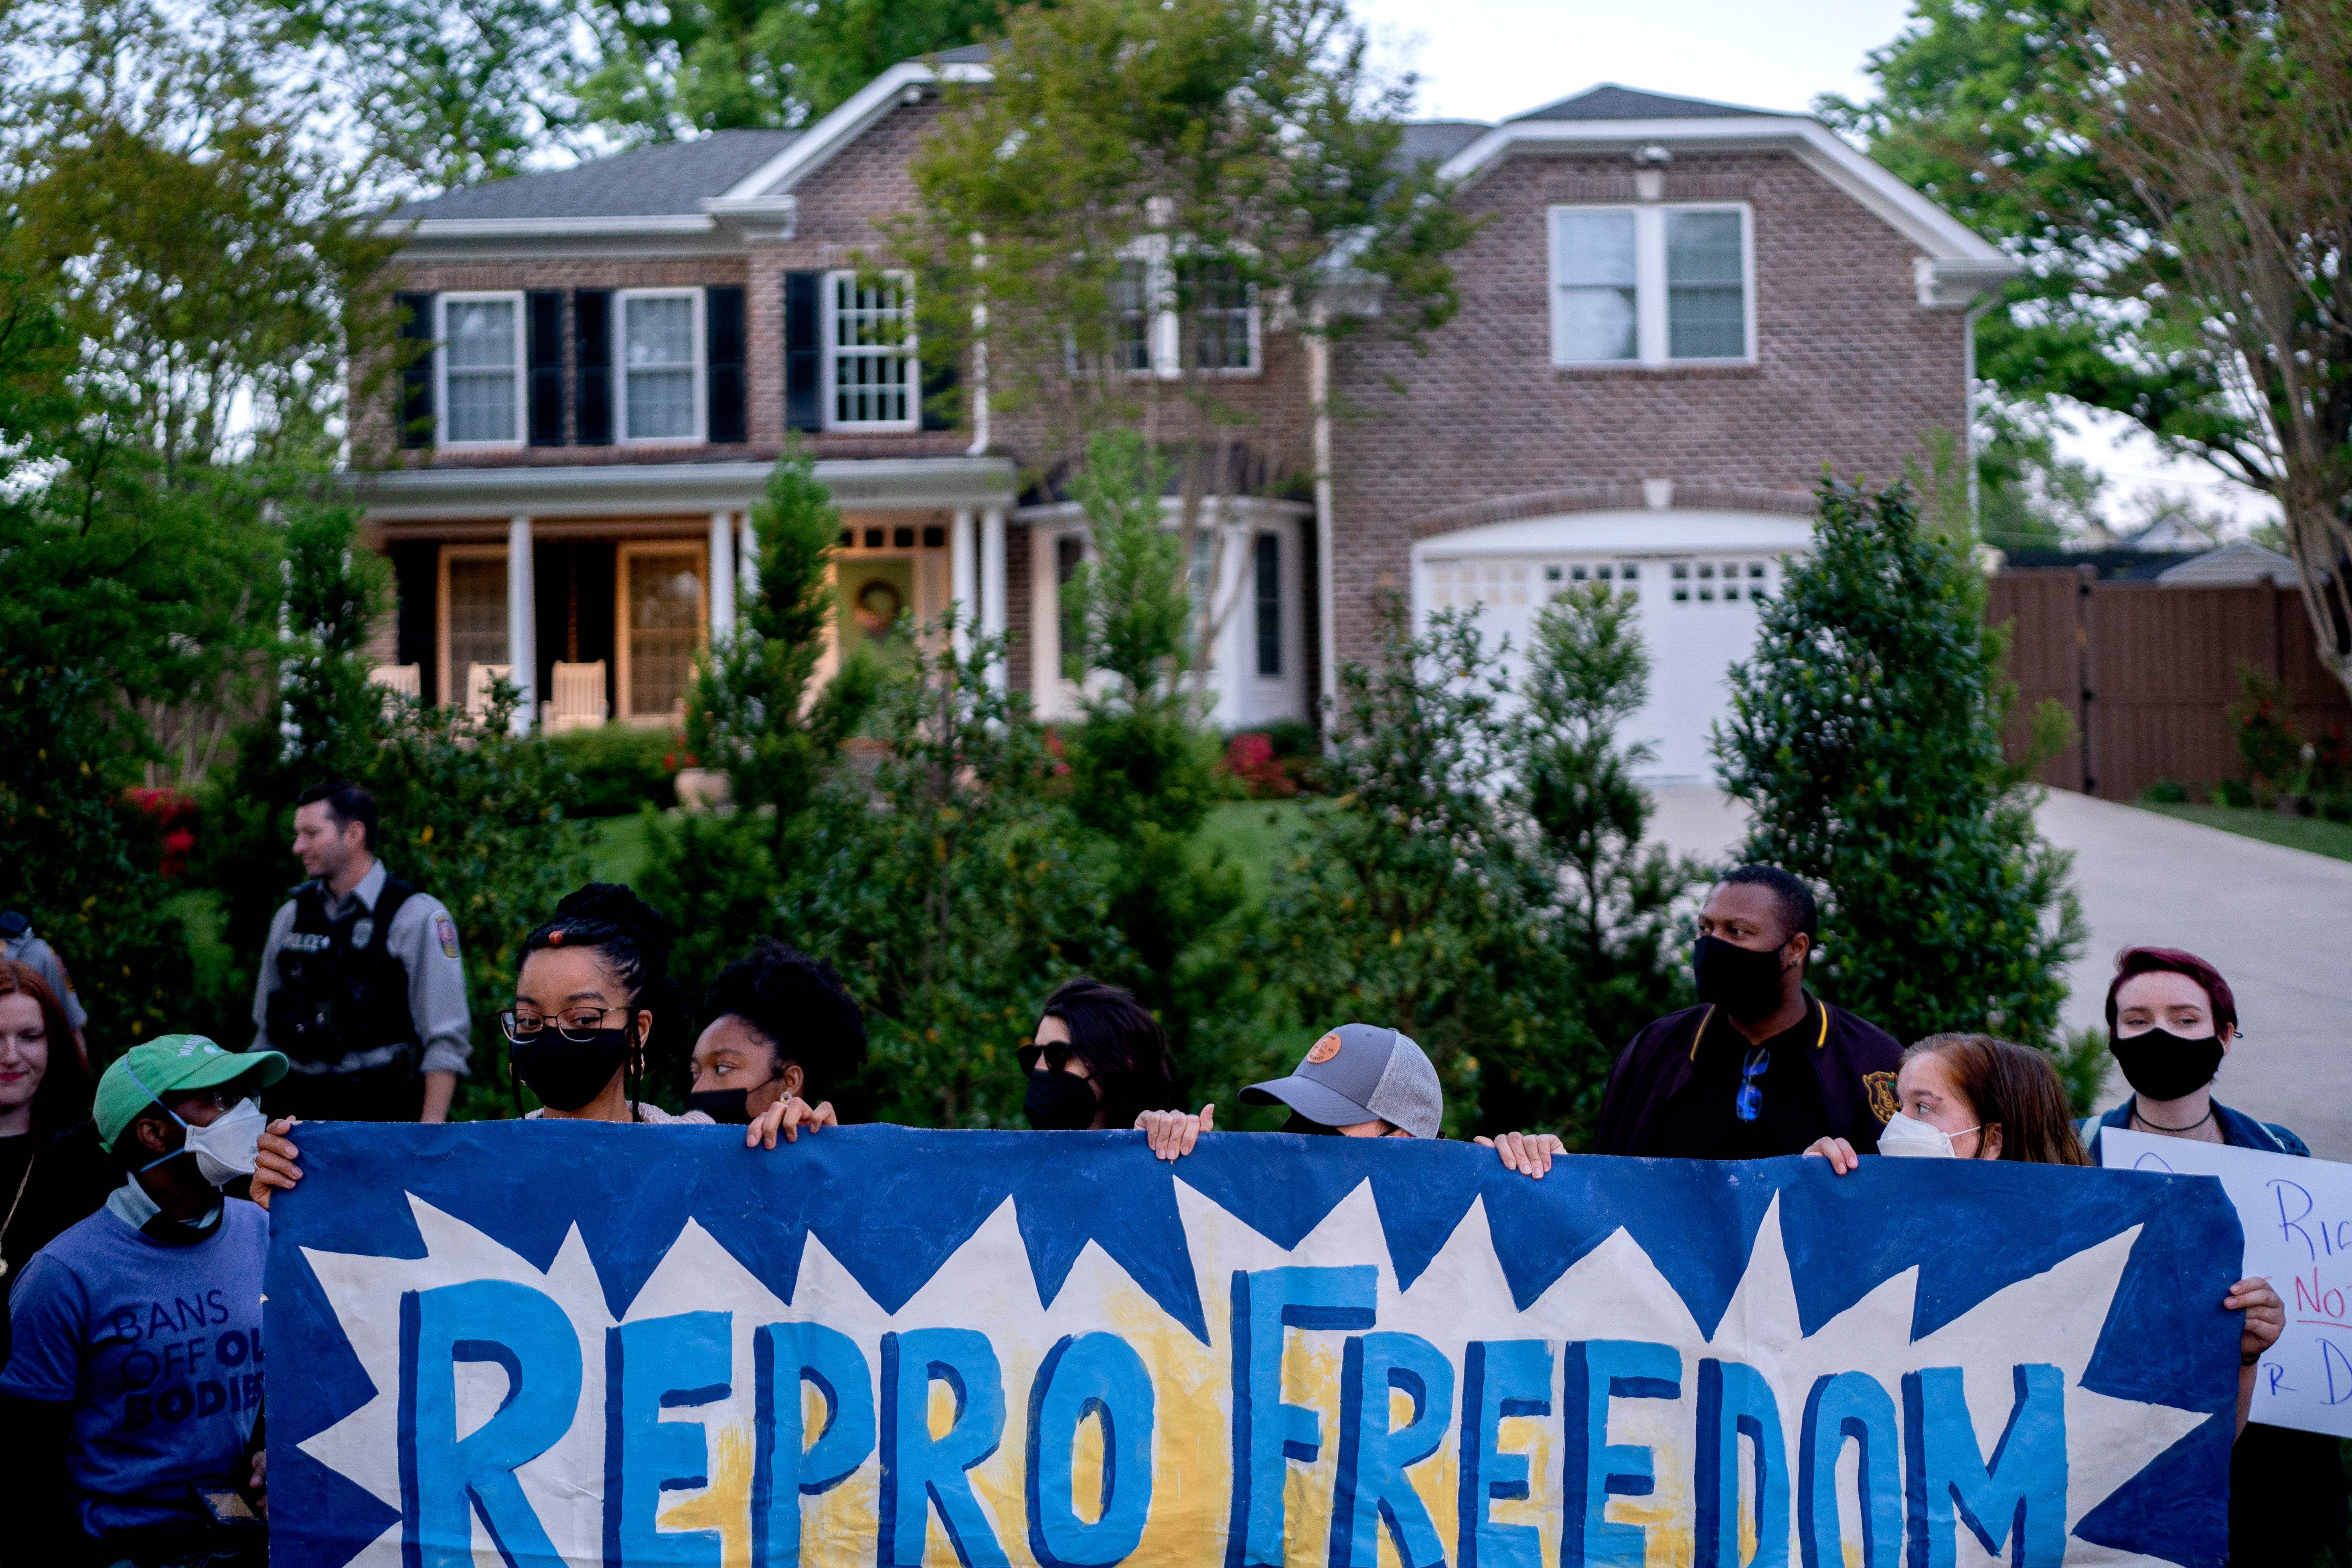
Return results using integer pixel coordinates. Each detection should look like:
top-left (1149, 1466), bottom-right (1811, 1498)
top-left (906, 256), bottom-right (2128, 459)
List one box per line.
top-left (1714, 478), bottom-right (2083, 1045)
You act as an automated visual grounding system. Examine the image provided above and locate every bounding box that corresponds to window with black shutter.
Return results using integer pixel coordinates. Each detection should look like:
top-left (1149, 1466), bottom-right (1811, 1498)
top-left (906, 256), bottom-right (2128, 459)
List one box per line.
top-left (784, 271), bottom-right (821, 432)
top-left (527, 291), bottom-right (565, 445)
top-left (395, 291), bottom-right (434, 448)
top-left (706, 285), bottom-right (746, 444)
top-left (574, 289), bottom-right (613, 445)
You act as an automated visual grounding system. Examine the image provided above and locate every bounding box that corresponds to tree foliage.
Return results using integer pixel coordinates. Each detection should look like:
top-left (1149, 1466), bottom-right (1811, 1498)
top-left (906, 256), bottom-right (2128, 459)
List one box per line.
top-left (1715, 477), bottom-right (2084, 1047)
top-left (1503, 584), bottom-right (1697, 1125)
top-left (1256, 609), bottom-right (1535, 1134)
top-left (1821, 0), bottom-right (2352, 694)
top-left (892, 0), bottom-right (1471, 712)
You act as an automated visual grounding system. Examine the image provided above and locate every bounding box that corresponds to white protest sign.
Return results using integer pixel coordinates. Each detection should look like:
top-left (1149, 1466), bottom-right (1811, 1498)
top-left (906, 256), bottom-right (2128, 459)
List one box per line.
top-left (2103, 1126), bottom-right (2352, 1436)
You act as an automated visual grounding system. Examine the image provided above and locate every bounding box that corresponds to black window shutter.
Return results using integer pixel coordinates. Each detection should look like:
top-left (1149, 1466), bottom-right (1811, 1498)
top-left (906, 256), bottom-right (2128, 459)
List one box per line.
top-left (574, 289), bottom-right (612, 446)
top-left (785, 271), bottom-right (822, 432)
top-left (921, 343), bottom-right (958, 432)
top-left (527, 291), bottom-right (565, 446)
top-left (706, 285), bottom-right (746, 444)
top-left (395, 291), bottom-right (434, 448)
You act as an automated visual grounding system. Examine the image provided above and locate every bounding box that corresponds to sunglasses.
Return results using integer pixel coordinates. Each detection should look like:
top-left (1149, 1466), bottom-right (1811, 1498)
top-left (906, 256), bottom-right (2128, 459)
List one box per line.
top-left (1019, 1043), bottom-right (1074, 1076)
top-left (1734, 1045), bottom-right (1769, 1123)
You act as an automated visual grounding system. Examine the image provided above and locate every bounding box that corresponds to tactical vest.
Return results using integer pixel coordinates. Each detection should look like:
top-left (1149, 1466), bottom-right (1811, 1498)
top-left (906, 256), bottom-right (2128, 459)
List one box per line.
top-left (265, 878), bottom-right (421, 1066)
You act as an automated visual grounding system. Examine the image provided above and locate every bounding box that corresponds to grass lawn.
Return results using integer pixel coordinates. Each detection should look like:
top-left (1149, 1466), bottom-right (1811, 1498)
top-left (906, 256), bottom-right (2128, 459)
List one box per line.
top-left (2134, 801), bottom-right (2352, 864)
top-left (584, 811), bottom-right (655, 885)
top-left (1199, 799), bottom-right (1307, 905)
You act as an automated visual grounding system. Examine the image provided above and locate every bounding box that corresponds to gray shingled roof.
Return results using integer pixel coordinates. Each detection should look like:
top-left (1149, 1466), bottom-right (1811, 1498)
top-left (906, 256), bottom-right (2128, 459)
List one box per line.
top-left (928, 41), bottom-right (1000, 63)
top-left (389, 128), bottom-right (801, 221)
top-left (1398, 120), bottom-right (1490, 167)
top-left (1510, 83), bottom-right (1789, 123)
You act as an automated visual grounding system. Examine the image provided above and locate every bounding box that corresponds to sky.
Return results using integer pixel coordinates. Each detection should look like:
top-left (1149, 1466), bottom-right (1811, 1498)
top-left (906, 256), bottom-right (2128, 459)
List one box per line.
top-left (1350, 0), bottom-right (2280, 538)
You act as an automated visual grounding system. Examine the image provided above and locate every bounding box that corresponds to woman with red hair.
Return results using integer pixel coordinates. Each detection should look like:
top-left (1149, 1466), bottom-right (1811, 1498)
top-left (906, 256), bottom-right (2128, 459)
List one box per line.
top-left (2077, 946), bottom-right (2303, 1157)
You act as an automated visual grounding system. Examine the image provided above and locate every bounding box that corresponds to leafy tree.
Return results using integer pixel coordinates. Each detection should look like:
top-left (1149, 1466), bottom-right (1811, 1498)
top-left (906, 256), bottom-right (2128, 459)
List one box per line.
top-left (892, 0), bottom-right (1472, 713)
top-left (1256, 608), bottom-right (1538, 1133)
top-left (1056, 430), bottom-right (1251, 1104)
top-left (1715, 477), bottom-right (2085, 1048)
top-left (643, 449), bottom-right (875, 994)
top-left (578, 0), bottom-right (1012, 142)
top-left (1821, 0), bottom-right (2352, 697)
top-left (794, 620), bottom-right (1122, 1126)
top-left (1487, 584), bottom-right (1697, 1140)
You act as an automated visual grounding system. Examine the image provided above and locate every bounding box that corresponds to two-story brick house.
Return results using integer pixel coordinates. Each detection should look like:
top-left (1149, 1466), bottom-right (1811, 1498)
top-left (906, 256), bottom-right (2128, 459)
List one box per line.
top-left (358, 57), bottom-right (2010, 773)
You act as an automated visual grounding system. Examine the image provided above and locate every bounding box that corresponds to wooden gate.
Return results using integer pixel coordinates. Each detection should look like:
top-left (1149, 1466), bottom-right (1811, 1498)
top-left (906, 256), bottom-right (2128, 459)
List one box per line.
top-left (1986, 569), bottom-right (2352, 798)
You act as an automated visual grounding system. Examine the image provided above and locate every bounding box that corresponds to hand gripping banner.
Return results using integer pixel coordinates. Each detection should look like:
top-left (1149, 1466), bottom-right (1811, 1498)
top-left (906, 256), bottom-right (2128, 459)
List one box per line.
top-left (265, 1124), bottom-right (2243, 1568)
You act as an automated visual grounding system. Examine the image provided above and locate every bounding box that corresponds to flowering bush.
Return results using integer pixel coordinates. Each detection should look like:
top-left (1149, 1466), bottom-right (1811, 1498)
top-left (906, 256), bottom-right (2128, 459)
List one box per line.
top-left (125, 787), bottom-right (199, 877)
top-left (1221, 732), bottom-right (1296, 798)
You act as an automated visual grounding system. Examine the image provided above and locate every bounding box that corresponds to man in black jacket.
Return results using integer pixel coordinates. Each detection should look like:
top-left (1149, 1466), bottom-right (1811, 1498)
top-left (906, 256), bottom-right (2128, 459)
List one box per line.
top-left (1595, 865), bottom-right (1900, 1160)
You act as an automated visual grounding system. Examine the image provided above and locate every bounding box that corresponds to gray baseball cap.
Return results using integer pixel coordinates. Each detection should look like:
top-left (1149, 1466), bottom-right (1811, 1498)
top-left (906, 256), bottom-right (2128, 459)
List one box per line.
top-left (1242, 1023), bottom-right (1442, 1139)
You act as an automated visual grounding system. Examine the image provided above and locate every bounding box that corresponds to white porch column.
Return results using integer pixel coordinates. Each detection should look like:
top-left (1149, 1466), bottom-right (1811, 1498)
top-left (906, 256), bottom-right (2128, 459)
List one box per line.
top-left (737, 510), bottom-right (759, 608)
top-left (506, 514), bottom-right (536, 734)
top-left (979, 505), bottom-right (1007, 688)
top-left (708, 509), bottom-right (737, 640)
top-left (950, 505), bottom-right (977, 654)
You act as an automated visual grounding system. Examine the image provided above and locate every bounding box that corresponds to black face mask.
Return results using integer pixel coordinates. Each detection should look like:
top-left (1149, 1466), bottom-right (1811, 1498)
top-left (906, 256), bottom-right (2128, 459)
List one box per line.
top-left (511, 1028), bottom-right (632, 1112)
top-left (1693, 934), bottom-right (1794, 1024)
top-left (688, 1088), bottom-right (754, 1124)
top-left (2109, 1026), bottom-right (2225, 1102)
top-left (1025, 1068), bottom-right (1100, 1131)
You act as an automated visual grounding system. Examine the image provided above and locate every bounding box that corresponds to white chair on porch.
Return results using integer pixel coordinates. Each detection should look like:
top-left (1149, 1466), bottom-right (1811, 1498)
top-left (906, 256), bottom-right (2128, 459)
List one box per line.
top-left (367, 664), bottom-right (421, 700)
top-left (542, 661), bottom-right (610, 732)
top-left (463, 662), bottom-right (512, 719)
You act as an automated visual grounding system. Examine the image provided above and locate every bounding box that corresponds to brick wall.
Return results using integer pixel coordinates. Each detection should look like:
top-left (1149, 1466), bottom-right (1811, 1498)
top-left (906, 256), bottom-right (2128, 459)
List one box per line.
top-left (1324, 148), bottom-right (1970, 670)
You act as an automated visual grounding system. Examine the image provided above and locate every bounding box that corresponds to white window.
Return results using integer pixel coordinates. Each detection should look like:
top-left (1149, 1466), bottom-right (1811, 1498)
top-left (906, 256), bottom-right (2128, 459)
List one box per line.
top-left (1099, 250), bottom-right (1260, 379)
top-left (438, 293), bottom-right (525, 446)
top-left (1669, 559), bottom-right (1772, 603)
top-left (824, 271), bottom-right (916, 429)
top-left (618, 289), bottom-right (703, 443)
top-left (1549, 204), bottom-right (1752, 366)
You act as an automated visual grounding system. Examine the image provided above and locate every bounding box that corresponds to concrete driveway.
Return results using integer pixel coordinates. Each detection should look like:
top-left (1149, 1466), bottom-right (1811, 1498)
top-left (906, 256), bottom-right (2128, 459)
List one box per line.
top-left (1645, 786), bottom-right (2352, 1160)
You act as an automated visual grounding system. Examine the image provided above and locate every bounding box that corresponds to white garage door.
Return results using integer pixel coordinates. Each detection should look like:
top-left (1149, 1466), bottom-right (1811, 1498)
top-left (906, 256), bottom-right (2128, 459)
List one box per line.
top-left (1419, 551), bottom-right (1785, 781)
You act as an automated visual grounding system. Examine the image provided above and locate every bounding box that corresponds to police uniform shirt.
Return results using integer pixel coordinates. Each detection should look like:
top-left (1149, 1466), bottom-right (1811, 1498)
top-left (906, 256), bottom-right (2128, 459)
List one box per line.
top-left (250, 861), bottom-right (471, 1078)
top-left (1593, 991), bottom-right (1903, 1159)
top-left (1, 922), bottom-right (89, 1031)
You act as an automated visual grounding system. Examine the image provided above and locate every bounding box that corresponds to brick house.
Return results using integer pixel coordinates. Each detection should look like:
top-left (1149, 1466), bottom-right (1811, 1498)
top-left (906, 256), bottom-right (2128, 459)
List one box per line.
top-left (357, 59), bottom-right (2011, 771)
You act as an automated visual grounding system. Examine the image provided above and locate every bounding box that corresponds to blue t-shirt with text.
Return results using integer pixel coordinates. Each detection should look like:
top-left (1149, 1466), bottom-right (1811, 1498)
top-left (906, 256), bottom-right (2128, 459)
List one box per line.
top-left (1, 1197), bottom-right (268, 1538)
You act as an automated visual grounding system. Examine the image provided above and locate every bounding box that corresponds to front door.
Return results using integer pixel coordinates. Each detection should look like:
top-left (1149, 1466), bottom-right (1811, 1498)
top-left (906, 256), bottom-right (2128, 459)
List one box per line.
top-left (617, 544), bottom-right (707, 721)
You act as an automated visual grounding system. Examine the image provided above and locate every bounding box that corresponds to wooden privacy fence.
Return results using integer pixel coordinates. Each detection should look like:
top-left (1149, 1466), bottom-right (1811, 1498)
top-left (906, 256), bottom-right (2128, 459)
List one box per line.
top-left (1986, 569), bottom-right (2352, 800)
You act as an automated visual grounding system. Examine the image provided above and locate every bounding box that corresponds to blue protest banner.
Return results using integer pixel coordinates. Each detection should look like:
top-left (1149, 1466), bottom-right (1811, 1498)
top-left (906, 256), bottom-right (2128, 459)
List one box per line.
top-left (265, 1123), bottom-right (2243, 1567)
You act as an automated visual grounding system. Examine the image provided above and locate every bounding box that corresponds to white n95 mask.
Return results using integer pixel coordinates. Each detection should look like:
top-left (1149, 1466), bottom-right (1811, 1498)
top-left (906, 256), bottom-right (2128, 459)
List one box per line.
top-left (1877, 1109), bottom-right (1978, 1159)
top-left (182, 1098), bottom-right (267, 1186)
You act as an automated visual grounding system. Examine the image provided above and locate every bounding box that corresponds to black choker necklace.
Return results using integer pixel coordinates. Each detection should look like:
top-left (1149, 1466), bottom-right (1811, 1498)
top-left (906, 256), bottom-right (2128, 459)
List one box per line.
top-left (2132, 1102), bottom-right (2216, 1134)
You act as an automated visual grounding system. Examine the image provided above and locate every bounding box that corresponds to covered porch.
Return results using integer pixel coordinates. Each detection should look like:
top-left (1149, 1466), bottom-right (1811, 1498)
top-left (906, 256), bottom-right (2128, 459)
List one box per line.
top-left (357, 456), bottom-right (1020, 730)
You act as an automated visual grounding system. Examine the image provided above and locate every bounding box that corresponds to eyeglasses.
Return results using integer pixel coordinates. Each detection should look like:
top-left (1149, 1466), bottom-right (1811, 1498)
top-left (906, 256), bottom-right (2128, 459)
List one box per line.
top-left (1734, 1045), bottom-right (1769, 1123)
top-left (501, 1006), bottom-right (626, 1045)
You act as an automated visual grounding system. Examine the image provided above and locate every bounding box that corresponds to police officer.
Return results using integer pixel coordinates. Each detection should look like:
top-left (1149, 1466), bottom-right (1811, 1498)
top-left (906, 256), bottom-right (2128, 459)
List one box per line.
top-left (249, 781), bottom-right (470, 1122)
top-left (0, 909), bottom-right (89, 1071)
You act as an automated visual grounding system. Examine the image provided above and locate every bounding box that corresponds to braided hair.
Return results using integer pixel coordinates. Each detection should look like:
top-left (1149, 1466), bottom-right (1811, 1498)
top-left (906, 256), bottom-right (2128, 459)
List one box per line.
top-left (521, 882), bottom-right (689, 1121)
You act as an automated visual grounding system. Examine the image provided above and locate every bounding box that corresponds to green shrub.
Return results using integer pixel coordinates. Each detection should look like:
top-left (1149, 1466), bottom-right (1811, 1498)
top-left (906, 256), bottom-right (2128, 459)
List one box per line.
top-left (1715, 476), bottom-right (2085, 1047)
top-left (2215, 777), bottom-right (2255, 808)
top-left (547, 725), bottom-right (681, 815)
top-left (2141, 778), bottom-right (2190, 804)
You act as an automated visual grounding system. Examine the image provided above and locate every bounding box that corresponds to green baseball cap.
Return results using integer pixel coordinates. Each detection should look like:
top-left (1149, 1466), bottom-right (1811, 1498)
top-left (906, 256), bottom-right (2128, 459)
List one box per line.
top-left (95, 1034), bottom-right (288, 1152)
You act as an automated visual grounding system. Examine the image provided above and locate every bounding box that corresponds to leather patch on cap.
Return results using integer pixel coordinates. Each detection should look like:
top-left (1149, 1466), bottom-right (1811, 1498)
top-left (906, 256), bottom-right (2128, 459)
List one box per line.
top-left (1305, 1032), bottom-right (1343, 1064)
top-left (1864, 1070), bottom-right (1898, 1125)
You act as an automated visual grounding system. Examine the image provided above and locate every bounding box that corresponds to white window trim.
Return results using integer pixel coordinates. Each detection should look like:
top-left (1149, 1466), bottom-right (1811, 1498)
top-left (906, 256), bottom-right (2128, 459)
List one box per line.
top-left (821, 269), bottom-right (920, 432)
top-left (435, 291), bottom-right (527, 450)
top-left (1548, 202), bottom-right (1755, 368)
top-left (615, 287), bottom-right (707, 446)
top-left (1109, 240), bottom-right (1263, 382)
